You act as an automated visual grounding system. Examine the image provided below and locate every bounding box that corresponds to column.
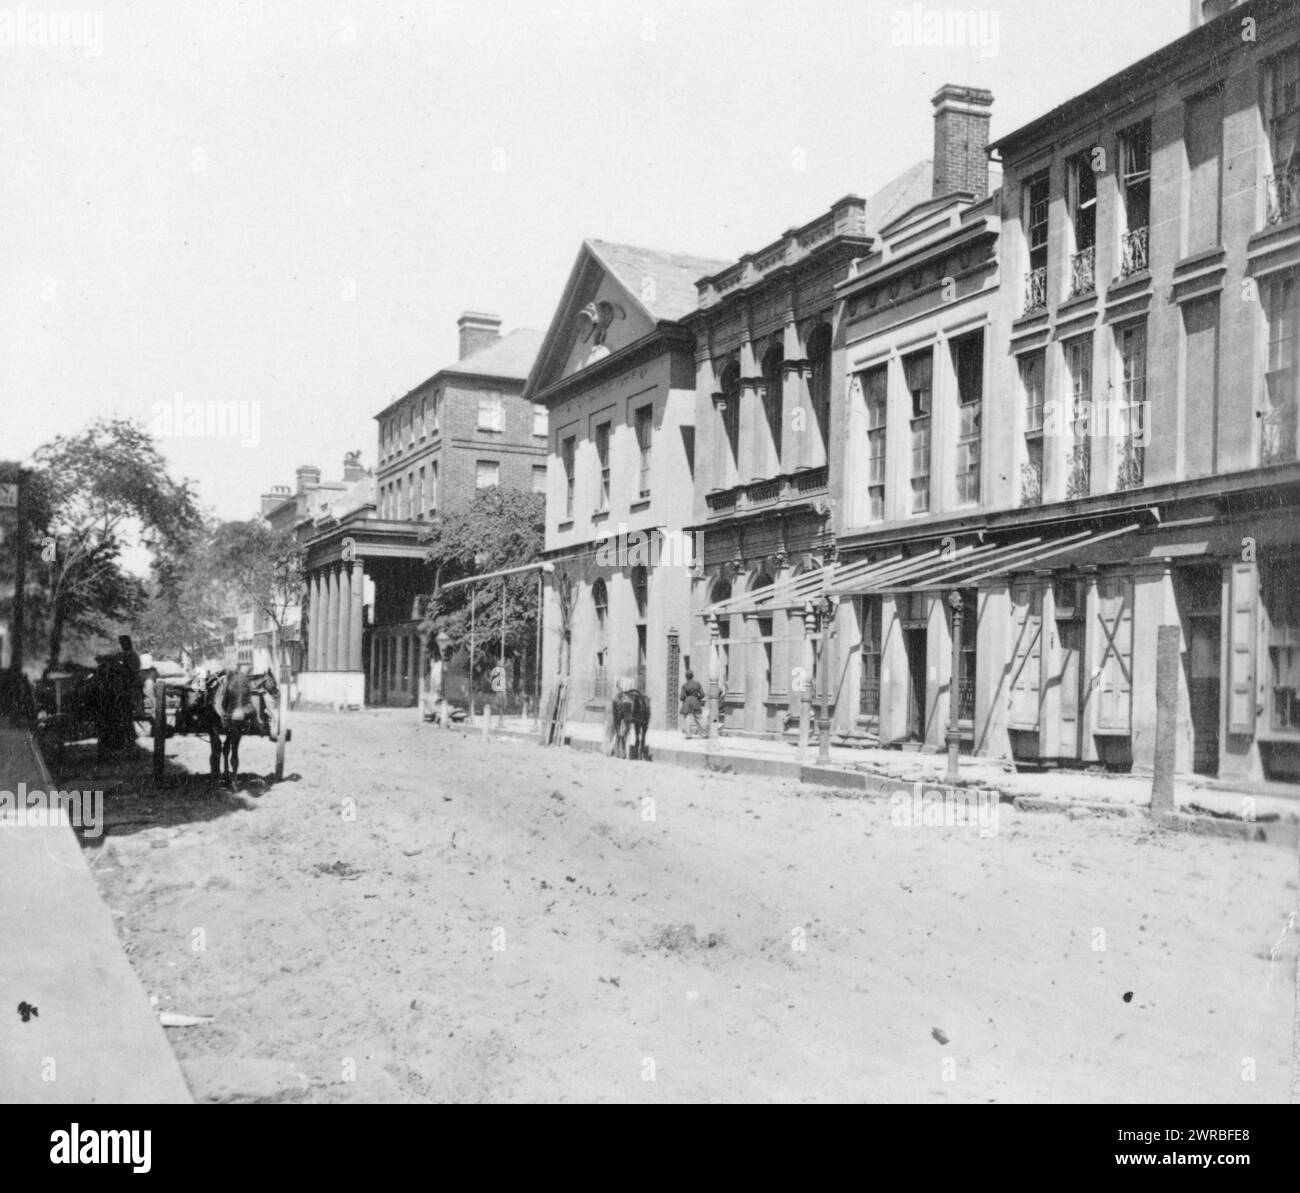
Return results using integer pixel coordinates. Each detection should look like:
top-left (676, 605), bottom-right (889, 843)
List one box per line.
top-left (707, 613), bottom-right (720, 744)
top-left (307, 571), bottom-right (320, 671)
top-left (349, 563), bottom-right (365, 671)
top-left (325, 564), bottom-right (341, 671)
top-left (338, 563), bottom-right (352, 674)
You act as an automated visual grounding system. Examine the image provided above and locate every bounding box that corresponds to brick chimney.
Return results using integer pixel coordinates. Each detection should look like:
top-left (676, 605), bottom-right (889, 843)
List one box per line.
top-left (457, 311), bottom-right (502, 360)
top-left (932, 84), bottom-right (994, 199)
top-left (295, 465), bottom-right (321, 495)
top-left (342, 452), bottom-right (365, 482)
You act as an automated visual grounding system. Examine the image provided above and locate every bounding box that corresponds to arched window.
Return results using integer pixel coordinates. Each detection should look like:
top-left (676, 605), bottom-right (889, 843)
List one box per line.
top-left (806, 323), bottom-right (832, 455)
top-left (761, 344), bottom-right (784, 470)
top-left (632, 565), bottom-right (649, 618)
top-left (709, 578), bottom-right (733, 697)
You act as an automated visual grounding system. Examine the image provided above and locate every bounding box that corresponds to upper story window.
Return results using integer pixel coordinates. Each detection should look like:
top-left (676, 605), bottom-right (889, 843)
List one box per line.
top-left (1118, 121), bottom-right (1151, 276)
top-left (1019, 351), bottom-right (1046, 507)
top-left (561, 435), bottom-right (576, 519)
top-left (475, 459), bottom-right (500, 489)
top-left (806, 323), bottom-right (833, 456)
top-left (861, 364), bottom-right (887, 522)
top-left (632, 564), bottom-right (649, 618)
top-left (533, 404), bottom-right (547, 437)
top-left (1023, 170), bottom-right (1050, 314)
top-left (951, 331), bottom-right (983, 506)
top-left (761, 344), bottom-right (784, 471)
top-left (634, 405), bottom-right (653, 498)
top-left (1265, 50), bottom-right (1300, 226)
top-left (1066, 151), bottom-right (1098, 298)
top-left (595, 421), bottom-right (611, 510)
top-left (1263, 272), bottom-right (1299, 465)
top-left (429, 460), bottom-right (438, 511)
top-left (1115, 322), bottom-right (1147, 490)
top-left (532, 464), bottom-right (547, 494)
top-left (904, 348), bottom-right (932, 515)
top-left (1064, 335), bottom-right (1093, 499)
top-left (478, 393), bottom-right (503, 432)
top-left (718, 360), bottom-right (741, 468)
top-left (431, 390), bottom-right (441, 434)
top-left (417, 397), bottom-right (426, 438)
top-left (1185, 87), bottom-right (1223, 255)
top-left (407, 404), bottom-right (416, 445)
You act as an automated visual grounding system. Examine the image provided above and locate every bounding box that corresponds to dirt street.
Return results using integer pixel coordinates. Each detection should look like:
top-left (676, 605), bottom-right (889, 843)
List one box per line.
top-left (78, 710), bottom-right (1297, 1103)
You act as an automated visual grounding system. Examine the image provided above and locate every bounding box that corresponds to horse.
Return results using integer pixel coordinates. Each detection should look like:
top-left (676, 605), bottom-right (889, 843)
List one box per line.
top-left (606, 676), bottom-right (650, 760)
top-left (182, 668), bottom-right (278, 784)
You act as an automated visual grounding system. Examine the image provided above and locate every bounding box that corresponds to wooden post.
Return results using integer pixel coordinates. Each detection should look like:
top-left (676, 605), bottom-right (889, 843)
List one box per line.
top-left (481, 703), bottom-right (491, 741)
top-left (275, 665), bottom-right (288, 782)
top-left (1151, 624), bottom-right (1180, 816)
top-left (152, 678), bottom-right (166, 783)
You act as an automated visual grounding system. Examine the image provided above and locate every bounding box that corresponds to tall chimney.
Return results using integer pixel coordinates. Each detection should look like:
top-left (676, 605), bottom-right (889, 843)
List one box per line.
top-left (295, 465), bottom-right (321, 495)
top-left (931, 84), bottom-right (994, 199)
top-left (457, 311), bottom-right (502, 360)
top-left (342, 452), bottom-right (365, 482)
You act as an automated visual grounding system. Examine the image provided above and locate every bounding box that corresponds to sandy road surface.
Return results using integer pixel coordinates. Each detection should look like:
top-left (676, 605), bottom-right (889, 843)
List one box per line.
top-left (71, 710), bottom-right (1297, 1103)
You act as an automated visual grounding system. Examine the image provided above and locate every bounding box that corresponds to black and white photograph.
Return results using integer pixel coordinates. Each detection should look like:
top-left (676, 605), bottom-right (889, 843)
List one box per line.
top-left (1, 0), bottom-right (1298, 1140)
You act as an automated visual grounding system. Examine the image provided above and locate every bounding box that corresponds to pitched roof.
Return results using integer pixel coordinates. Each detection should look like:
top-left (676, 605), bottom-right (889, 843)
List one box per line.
top-left (441, 327), bottom-right (545, 380)
top-left (861, 159), bottom-right (934, 232)
top-left (585, 240), bottom-right (730, 322)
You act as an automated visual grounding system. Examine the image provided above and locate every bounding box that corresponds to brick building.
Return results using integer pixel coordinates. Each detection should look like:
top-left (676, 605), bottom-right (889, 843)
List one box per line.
top-left (296, 313), bottom-right (544, 708)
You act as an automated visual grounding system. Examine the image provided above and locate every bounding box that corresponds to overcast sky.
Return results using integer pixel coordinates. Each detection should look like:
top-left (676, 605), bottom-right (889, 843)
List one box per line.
top-left (2, 0), bottom-right (1190, 522)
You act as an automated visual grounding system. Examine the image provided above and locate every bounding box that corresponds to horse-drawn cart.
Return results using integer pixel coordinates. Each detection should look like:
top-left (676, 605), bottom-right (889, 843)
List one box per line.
top-left (149, 669), bottom-right (290, 784)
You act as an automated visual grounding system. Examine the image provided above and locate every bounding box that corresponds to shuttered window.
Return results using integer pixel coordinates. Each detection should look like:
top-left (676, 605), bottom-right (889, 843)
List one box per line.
top-left (1095, 575), bottom-right (1134, 732)
top-left (1228, 561), bottom-right (1258, 735)
top-left (1008, 582), bottom-right (1043, 728)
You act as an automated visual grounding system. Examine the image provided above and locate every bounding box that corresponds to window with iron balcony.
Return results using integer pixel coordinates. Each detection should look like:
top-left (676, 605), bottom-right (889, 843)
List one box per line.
top-left (1020, 351), bottom-right (1045, 507)
top-left (1118, 121), bottom-right (1151, 277)
top-left (1262, 273), bottom-right (1299, 466)
top-left (1265, 50), bottom-right (1299, 227)
top-left (1067, 150), bottom-right (1098, 299)
top-left (1023, 171), bottom-right (1050, 314)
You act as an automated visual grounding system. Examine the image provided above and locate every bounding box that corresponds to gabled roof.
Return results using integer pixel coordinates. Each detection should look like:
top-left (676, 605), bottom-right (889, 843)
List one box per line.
top-left (585, 240), bottom-right (730, 322)
top-left (861, 159), bottom-right (934, 233)
top-left (525, 238), bottom-right (729, 400)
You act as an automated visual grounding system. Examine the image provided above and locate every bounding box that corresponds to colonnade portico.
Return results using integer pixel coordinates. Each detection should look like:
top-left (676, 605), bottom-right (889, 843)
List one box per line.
top-left (298, 558), bottom-right (367, 707)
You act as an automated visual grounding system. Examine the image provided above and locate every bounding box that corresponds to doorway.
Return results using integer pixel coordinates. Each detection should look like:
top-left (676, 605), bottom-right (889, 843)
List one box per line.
top-left (904, 628), bottom-right (927, 742)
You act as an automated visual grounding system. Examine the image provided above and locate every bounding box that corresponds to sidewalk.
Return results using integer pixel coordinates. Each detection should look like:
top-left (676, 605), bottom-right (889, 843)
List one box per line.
top-left (0, 727), bottom-right (191, 1104)
top-left (458, 711), bottom-right (1300, 834)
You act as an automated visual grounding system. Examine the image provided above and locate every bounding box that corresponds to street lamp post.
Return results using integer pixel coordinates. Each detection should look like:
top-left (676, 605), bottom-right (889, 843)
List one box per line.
top-left (946, 590), bottom-right (964, 785)
top-left (817, 594), bottom-right (837, 765)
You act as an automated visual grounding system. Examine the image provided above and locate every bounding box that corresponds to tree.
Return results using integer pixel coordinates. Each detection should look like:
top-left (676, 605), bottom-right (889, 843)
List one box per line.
top-left (418, 488), bottom-right (544, 676)
top-left (31, 418), bottom-right (200, 671)
top-left (134, 520), bottom-right (228, 667)
top-left (208, 519), bottom-right (306, 675)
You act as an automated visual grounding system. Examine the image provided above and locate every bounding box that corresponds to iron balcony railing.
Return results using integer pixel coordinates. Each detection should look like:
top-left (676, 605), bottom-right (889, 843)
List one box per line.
top-left (1068, 245), bottom-right (1096, 299)
top-left (1020, 460), bottom-right (1042, 507)
top-left (706, 465), bottom-right (828, 515)
top-left (1065, 440), bottom-right (1091, 500)
top-left (1024, 266), bottom-right (1047, 314)
top-left (1120, 226), bottom-right (1149, 277)
top-left (1266, 165), bottom-right (1299, 227)
top-left (1116, 437), bottom-right (1145, 491)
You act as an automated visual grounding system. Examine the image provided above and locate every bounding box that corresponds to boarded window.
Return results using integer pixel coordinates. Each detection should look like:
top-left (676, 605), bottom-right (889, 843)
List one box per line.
top-left (1095, 575), bottom-right (1134, 732)
top-left (1008, 583), bottom-right (1043, 728)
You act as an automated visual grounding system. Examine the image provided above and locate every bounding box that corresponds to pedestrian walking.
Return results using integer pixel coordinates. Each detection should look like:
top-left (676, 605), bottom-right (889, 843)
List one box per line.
top-left (679, 670), bottom-right (705, 738)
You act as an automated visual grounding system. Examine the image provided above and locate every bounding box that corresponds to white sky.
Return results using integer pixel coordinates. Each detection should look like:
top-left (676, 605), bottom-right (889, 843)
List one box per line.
top-left (2, 0), bottom-right (1190, 522)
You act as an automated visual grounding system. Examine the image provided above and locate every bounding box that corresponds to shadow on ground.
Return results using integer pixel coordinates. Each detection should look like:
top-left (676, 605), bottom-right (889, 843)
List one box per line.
top-left (44, 735), bottom-right (298, 846)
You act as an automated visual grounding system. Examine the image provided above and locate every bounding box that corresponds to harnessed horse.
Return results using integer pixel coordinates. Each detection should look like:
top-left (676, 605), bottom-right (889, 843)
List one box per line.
top-left (606, 677), bottom-right (650, 761)
top-left (182, 668), bottom-right (278, 784)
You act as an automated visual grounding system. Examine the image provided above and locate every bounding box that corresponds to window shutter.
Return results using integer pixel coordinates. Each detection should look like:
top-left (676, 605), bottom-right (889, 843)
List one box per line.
top-left (1095, 576), bottom-right (1134, 731)
top-left (1007, 583), bottom-right (1043, 728)
top-left (1227, 561), bottom-right (1257, 734)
